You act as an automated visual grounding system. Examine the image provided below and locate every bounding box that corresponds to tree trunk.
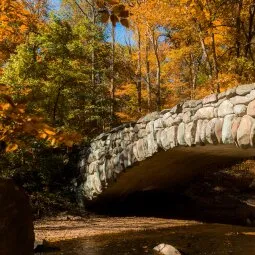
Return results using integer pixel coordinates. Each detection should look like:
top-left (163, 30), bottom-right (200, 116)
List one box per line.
top-left (53, 84), bottom-right (64, 124)
top-left (211, 32), bottom-right (220, 93)
top-left (244, 3), bottom-right (255, 62)
top-left (150, 29), bottom-right (161, 111)
top-left (197, 24), bottom-right (213, 79)
top-left (156, 58), bottom-right (161, 111)
top-left (110, 24), bottom-right (115, 125)
top-left (91, 2), bottom-right (96, 89)
top-left (236, 0), bottom-right (243, 58)
top-left (190, 53), bottom-right (197, 99)
top-left (137, 29), bottom-right (142, 114)
top-left (145, 40), bottom-right (152, 112)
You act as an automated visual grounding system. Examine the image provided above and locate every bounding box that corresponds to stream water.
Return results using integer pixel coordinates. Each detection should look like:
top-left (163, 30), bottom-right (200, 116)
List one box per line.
top-left (47, 223), bottom-right (255, 255)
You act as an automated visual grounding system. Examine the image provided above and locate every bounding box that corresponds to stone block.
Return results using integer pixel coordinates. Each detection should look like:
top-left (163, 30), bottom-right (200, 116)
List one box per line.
top-left (222, 114), bottom-right (235, 144)
top-left (184, 121), bottom-right (196, 146)
top-left (236, 83), bottom-right (255, 96)
top-left (234, 104), bottom-right (247, 116)
top-left (177, 122), bottom-right (186, 145)
top-left (237, 115), bottom-right (255, 148)
top-left (218, 100), bottom-right (234, 117)
top-left (231, 117), bottom-right (241, 142)
top-left (247, 100), bottom-right (255, 117)
top-left (205, 118), bottom-right (218, 144)
top-left (194, 107), bottom-right (214, 120)
top-left (202, 93), bottom-right (217, 105)
top-left (200, 120), bottom-right (209, 143)
top-left (215, 118), bottom-right (223, 143)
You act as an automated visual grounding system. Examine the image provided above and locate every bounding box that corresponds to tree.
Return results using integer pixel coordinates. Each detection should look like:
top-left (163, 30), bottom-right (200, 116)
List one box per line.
top-left (0, 0), bottom-right (45, 68)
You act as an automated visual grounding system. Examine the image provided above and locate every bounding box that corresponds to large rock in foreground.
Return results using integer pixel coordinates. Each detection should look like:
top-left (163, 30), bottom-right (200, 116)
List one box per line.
top-left (153, 243), bottom-right (181, 255)
top-left (0, 178), bottom-right (34, 255)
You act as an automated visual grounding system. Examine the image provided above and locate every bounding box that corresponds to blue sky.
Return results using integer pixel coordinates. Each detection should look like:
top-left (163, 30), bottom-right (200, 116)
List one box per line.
top-left (50, 0), bottom-right (133, 45)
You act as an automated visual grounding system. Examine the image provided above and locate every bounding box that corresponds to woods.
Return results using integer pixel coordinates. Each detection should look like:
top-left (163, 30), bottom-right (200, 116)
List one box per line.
top-left (2, 0), bottom-right (255, 144)
top-left (1, 0), bottom-right (255, 215)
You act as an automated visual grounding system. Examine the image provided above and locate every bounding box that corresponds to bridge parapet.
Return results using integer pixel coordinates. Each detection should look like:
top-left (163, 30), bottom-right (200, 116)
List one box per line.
top-left (79, 83), bottom-right (255, 200)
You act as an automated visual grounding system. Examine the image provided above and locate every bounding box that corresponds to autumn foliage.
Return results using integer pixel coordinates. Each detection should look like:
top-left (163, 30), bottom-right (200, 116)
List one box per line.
top-left (0, 84), bottom-right (81, 152)
top-left (0, 0), bottom-right (39, 66)
top-left (2, 0), bottom-right (255, 149)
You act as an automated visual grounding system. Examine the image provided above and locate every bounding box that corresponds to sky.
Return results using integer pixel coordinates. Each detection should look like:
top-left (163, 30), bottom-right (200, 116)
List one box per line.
top-left (49, 0), bottom-right (133, 45)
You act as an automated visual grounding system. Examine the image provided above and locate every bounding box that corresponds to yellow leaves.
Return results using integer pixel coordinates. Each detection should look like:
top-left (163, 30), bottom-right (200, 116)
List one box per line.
top-left (43, 128), bottom-right (56, 136)
top-left (38, 133), bottom-right (47, 139)
top-left (0, 103), bottom-right (11, 111)
top-left (116, 111), bottom-right (136, 122)
top-left (0, 0), bottom-right (42, 64)
top-left (0, 89), bottom-right (81, 153)
top-left (6, 143), bottom-right (18, 152)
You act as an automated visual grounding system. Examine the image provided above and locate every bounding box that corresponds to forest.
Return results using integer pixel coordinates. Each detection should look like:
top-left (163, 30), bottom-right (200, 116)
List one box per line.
top-left (1, 0), bottom-right (255, 216)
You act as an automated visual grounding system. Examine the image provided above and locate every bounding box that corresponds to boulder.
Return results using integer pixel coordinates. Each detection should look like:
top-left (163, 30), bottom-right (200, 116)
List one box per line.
top-left (202, 93), bottom-right (217, 105)
top-left (237, 115), bottom-right (255, 148)
top-left (184, 121), bottom-right (196, 146)
top-left (225, 87), bottom-right (236, 98)
top-left (195, 119), bottom-right (203, 144)
top-left (183, 111), bottom-right (191, 123)
top-left (153, 243), bottom-right (181, 255)
top-left (160, 128), bottom-right (172, 150)
top-left (218, 100), bottom-right (234, 117)
top-left (222, 114), bottom-right (235, 144)
top-left (194, 107), bottom-right (214, 120)
top-left (231, 117), bottom-right (241, 142)
top-left (236, 83), bottom-right (255, 96)
top-left (205, 118), bottom-right (218, 144)
top-left (230, 90), bottom-right (255, 105)
top-left (0, 178), bottom-right (34, 255)
top-left (177, 123), bottom-right (186, 146)
top-left (200, 120), bottom-right (209, 143)
top-left (234, 104), bottom-right (247, 116)
top-left (169, 126), bottom-right (178, 148)
top-left (247, 100), bottom-right (255, 117)
top-left (214, 118), bottom-right (224, 143)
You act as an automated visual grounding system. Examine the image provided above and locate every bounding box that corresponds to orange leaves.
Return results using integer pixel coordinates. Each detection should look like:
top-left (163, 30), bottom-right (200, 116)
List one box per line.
top-left (43, 128), bottom-right (56, 136)
top-left (120, 19), bottom-right (129, 28)
top-left (106, 0), bottom-right (120, 5)
top-left (0, 85), bottom-right (81, 153)
top-left (110, 13), bottom-right (119, 26)
top-left (100, 10), bottom-right (110, 23)
top-left (0, 103), bottom-right (11, 111)
top-left (6, 143), bottom-right (18, 152)
top-left (97, 0), bottom-right (129, 27)
top-left (0, 0), bottom-right (41, 65)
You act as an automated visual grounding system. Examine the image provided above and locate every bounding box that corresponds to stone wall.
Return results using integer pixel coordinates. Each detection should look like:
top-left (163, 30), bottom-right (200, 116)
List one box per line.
top-left (79, 83), bottom-right (255, 200)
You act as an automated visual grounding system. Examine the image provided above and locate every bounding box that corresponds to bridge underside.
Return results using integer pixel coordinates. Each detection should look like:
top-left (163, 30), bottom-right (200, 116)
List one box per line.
top-left (92, 145), bottom-right (255, 199)
top-left (87, 145), bottom-right (255, 225)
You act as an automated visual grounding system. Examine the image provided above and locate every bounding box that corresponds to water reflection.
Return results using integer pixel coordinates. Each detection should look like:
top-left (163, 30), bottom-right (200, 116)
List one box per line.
top-left (45, 223), bottom-right (255, 255)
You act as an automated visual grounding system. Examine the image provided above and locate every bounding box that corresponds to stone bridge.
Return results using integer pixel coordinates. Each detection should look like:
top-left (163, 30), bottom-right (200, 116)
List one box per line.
top-left (78, 83), bottom-right (255, 203)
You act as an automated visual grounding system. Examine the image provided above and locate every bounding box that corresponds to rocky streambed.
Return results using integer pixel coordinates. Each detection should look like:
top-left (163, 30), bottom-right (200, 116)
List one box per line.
top-left (34, 216), bottom-right (255, 255)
